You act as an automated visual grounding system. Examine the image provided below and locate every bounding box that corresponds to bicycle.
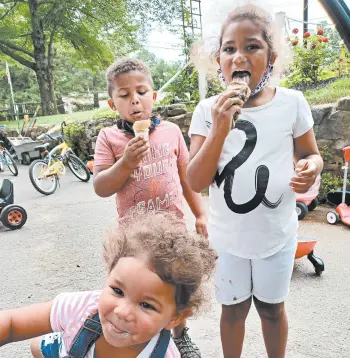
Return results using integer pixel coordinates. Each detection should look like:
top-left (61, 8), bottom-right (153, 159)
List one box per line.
top-left (0, 141), bottom-right (18, 176)
top-left (29, 121), bottom-right (90, 195)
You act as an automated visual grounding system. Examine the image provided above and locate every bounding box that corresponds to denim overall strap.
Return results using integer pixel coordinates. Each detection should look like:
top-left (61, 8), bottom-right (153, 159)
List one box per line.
top-left (67, 312), bottom-right (102, 358)
top-left (67, 312), bottom-right (170, 358)
top-left (150, 329), bottom-right (171, 358)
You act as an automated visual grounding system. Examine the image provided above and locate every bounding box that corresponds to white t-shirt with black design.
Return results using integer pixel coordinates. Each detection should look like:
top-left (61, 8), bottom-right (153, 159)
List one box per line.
top-left (189, 87), bottom-right (314, 259)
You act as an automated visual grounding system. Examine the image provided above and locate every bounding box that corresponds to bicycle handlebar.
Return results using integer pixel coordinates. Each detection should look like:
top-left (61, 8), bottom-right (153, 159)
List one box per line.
top-left (44, 133), bottom-right (63, 142)
top-left (43, 121), bottom-right (67, 141)
top-left (44, 133), bottom-right (56, 140)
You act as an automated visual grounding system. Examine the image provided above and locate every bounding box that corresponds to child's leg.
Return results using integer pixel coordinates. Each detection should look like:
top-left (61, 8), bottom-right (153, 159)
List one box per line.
top-left (253, 298), bottom-right (288, 358)
top-left (221, 297), bottom-right (252, 358)
top-left (30, 337), bottom-right (42, 358)
top-left (215, 252), bottom-right (253, 358)
top-left (252, 238), bottom-right (297, 358)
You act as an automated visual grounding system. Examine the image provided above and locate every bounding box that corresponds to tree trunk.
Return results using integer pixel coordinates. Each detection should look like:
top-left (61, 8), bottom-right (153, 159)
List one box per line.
top-left (28, 0), bottom-right (54, 115)
top-left (92, 74), bottom-right (99, 108)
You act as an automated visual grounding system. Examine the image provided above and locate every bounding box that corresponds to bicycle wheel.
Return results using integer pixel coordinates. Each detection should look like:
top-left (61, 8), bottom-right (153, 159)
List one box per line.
top-left (4, 149), bottom-right (18, 176)
top-left (67, 154), bottom-right (90, 182)
top-left (29, 160), bottom-right (58, 195)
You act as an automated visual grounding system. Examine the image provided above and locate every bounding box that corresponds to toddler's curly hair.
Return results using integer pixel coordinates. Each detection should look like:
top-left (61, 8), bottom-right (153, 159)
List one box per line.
top-left (106, 59), bottom-right (153, 97)
top-left (103, 213), bottom-right (217, 315)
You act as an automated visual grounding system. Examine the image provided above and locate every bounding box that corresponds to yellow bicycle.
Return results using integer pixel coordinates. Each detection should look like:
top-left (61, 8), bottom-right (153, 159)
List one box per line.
top-left (29, 122), bottom-right (90, 195)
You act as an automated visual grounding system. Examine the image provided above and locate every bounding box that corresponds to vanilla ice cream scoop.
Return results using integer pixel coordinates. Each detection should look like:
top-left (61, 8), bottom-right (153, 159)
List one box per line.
top-left (133, 119), bottom-right (151, 138)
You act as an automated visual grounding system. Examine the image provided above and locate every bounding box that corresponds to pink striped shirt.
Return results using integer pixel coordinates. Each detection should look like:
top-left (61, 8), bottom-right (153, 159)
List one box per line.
top-left (50, 290), bottom-right (180, 358)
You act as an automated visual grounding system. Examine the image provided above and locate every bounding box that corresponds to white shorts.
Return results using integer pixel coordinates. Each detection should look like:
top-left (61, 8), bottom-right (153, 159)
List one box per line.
top-left (215, 238), bottom-right (297, 305)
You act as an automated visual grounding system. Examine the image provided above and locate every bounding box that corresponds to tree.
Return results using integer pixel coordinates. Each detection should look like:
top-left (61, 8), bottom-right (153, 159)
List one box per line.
top-left (135, 49), bottom-right (180, 90)
top-left (0, 0), bottom-right (181, 115)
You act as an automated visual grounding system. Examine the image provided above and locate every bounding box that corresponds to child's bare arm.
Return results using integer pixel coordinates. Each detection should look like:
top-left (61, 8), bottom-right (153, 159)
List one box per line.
top-left (187, 134), bottom-right (225, 192)
top-left (93, 161), bottom-right (133, 197)
top-left (0, 301), bottom-right (52, 346)
top-left (187, 92), bottom-right (243, 192)
top-left (94, 136), bottom-right (149, 197)
top-left (179, 163), bottom-right (208, 237)
top-left (291, 128), bottom-right (323, 194)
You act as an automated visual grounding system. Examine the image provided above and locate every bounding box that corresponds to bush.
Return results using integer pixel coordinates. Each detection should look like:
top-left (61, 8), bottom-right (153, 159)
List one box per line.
top-left (92, 108), bottom-right (116, 120)
top-left (285, 28), bottom-right (335, 87)
top-left (160, 66), bottom-right (223, 106)
top-left (320, 172), bottom-right (349, 197)
top-left (70, 99), bottom-right (95, 112)
top-left (63, 121), bottom-right (87, 159)
top-left (319, 145), bottom-right (333, 161)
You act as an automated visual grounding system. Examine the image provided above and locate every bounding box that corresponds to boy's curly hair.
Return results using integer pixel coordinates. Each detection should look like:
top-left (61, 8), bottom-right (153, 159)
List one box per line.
top-left (103, 213), bottom-right (217, 315)
top-left (106, 59), bottom-right (153, 97)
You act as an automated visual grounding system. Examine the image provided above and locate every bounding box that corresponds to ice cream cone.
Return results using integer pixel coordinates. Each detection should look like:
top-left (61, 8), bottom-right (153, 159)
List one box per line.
top-left (227, 80), bottom-right (251, 127)
top-left (133, 119), bottom-right (151, 138)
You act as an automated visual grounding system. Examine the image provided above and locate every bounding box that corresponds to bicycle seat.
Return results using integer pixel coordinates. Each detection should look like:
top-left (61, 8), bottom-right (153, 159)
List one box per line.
top-left (34, 143), bottom-right (50, 151)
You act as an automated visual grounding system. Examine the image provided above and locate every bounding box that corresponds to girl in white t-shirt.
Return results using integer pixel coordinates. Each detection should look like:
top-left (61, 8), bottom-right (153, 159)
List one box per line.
top-left (187, 4), bottom-right (323, 358)
top-left (0, 214), bottom-right (216, 358)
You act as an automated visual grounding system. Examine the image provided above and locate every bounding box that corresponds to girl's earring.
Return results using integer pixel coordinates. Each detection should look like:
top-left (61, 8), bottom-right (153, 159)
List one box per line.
top-left (268, 63), bottom-right (274, 75)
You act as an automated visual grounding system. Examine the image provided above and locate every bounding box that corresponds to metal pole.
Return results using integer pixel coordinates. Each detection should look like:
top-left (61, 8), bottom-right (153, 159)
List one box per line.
top-left (181, 0), bottom-right (188, 62)
top-left (342, 162), bottom-right (348, 204)
top-left (157, 61), bottom-right (191, 95)
top-left (303, 0), bottom-right (309, 33)
top-left (5, 61), bottom-right (18, 122)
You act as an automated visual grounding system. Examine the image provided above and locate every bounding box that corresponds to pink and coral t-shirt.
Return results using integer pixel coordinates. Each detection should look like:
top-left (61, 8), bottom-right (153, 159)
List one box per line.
top-left (94, 121), bottom-right (189, 219)
top-left (49, 290), bottom-right (180, 357)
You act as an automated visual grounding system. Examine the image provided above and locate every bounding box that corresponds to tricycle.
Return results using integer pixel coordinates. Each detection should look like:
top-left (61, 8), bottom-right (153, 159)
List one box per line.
top-left (0, 179), bottom-right (27, 230)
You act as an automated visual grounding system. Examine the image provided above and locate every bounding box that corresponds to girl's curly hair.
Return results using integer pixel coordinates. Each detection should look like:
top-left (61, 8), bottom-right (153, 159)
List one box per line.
top-left (103, 213), bottom-right (217, 315)
top-left (106, 59), bottom-right (153, 97)
top-left (217, 4), bottom-right (278, 59)
top-left (191, 3), bottom-right (290, 79)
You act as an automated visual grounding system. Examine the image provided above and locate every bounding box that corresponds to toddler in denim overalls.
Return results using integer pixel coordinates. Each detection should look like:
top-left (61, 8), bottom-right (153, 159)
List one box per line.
top-left (0, 213), bottom-right (217, 358)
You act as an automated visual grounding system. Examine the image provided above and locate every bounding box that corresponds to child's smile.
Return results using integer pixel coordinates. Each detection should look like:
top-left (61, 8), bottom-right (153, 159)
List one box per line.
top-left (98, 257), bottom-right (178, 351)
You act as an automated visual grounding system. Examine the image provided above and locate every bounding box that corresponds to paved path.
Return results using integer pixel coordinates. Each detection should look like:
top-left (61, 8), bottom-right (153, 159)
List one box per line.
top-left (0, 165), bottom-right (349, 357)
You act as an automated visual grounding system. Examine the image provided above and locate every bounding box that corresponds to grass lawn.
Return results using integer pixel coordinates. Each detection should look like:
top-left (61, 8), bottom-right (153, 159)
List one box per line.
top-left (304, 77), bottom-right (350, 105)
top-left (0, 108), bottom-right (115, 131)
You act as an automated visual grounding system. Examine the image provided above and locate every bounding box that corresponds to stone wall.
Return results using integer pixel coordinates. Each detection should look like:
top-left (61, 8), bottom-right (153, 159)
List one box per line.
top-left (4, 98), bottom-right (349, 173)
top-left (312, 97), bottom-right (350, 174)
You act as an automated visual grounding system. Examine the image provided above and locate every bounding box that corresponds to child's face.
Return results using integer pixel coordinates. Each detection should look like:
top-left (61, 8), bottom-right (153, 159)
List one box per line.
top-left (218, 19), bottom-right (276, 90)
top-left (99, 256), bottom-right (181, 349)
top-left (109, 70), bottom-right (157, 123)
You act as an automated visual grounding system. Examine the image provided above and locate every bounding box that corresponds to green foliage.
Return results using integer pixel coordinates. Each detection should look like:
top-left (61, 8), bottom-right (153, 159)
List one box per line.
top-left (135, 49), bottom-right (180, 91)
top-left (329, 45), bottom-right (350, 77)
top-left (0, 0), bottom-right (182, 114)
top-left (284, 25), bottom-right (349, 87)
top-left (0, 63), bottom-right (40, 107)
top-left (92, 108), bottom-right (116, 120)
top-left (319, 145), bottom-right (333, 162)
top-left (160, 66), bottom-right (222, 105)
top-left (286, 35), bottom-right (331, 86)
top-left (304, 77), bottom-right (350, 105)
top-left (63, 121), bottom-right (86, 159)
top-left (320, 172), bottom-right (349, 197)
